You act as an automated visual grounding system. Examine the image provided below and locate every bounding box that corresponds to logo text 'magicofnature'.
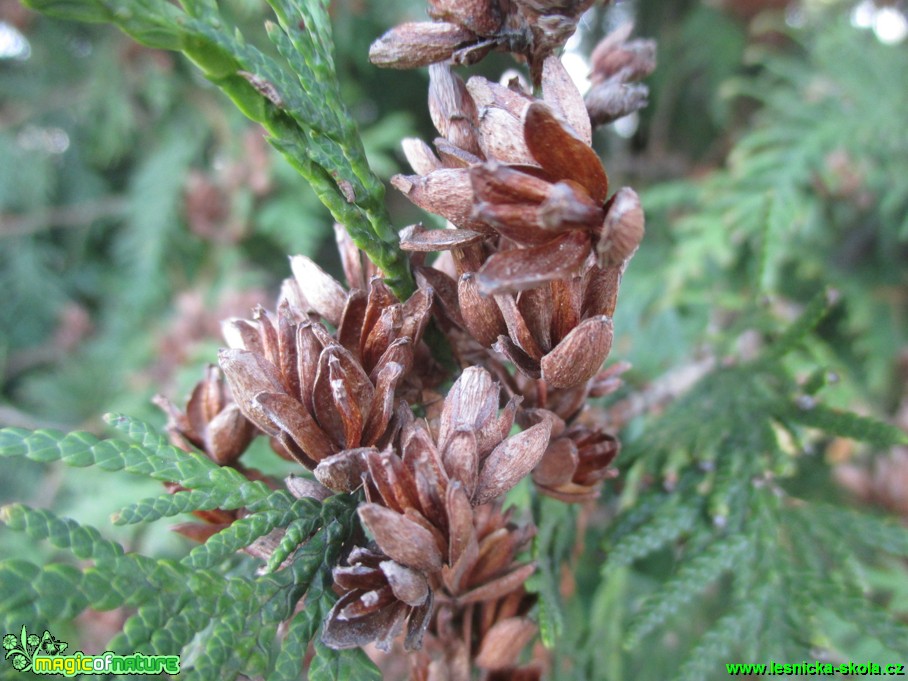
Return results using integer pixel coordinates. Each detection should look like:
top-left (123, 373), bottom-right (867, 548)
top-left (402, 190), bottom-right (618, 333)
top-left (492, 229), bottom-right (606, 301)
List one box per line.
top-left (31, 652), bottom-right (180, 676)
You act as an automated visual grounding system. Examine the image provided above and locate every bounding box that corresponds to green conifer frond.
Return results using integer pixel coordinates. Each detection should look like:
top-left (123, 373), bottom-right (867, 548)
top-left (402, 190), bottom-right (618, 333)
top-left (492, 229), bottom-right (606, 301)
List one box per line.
top-left (112, 484), bottom-right (271, 525)
top-left (0, 504), bottom-right (123, 561)
top-left (268, 612), bottom-right (315, 681)
top-left (674, 593), bottom-right (767, 681)
top-left (625, 535), bottom-right (751, 647)
top-left (0, 420), bottom-right (284, 515)
top-left (183, 496), bottom-right (320, 569)
top-left (528, 498), bottom-right (576, 648)
top-left (21, 0), bottom-right (413, 295)
top-left (603, 493), bottom-right (703, 574)
top-left (801, 503), bottom-right (908, 558)
top-left (818, 589), bottom-right (908, 656)
top-left (761, 289), bottom-right (838, 361)
top-left (0, 435), bottom-right (362, 678)
top-left (263, 513), bottom-right (322, 574)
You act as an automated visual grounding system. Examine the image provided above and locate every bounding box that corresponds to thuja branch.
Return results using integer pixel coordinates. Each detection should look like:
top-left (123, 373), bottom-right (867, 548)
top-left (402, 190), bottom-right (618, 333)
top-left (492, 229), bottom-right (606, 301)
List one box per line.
top-left (24, 0), bottom-right (415, 297)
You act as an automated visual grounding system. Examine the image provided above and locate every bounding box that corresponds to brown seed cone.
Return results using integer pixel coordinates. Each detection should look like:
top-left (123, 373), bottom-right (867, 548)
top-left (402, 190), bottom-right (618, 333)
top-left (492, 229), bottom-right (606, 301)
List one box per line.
top-left (368, 0), bottom-right (595, 83)
top-left (490, 361), bottom-right (627, 501)
top-left (323, 546), bottom-right (435, 652)
top-left (323, 368), bottom-right (547, 656)
top-left (219, 254), bottom-right (434, 470)
top-left (154, 366), bottom-right (271, 541)
top-left (406, 503), bottom-right (540, 679)
top-left (154, 364), bottom-right (256, 466)
top-left (585, 23), bottom-right (657, 127)
top-left (392, 62), bottom-right (644, 389)
top-left (529, 421), bottom-right (620, 501)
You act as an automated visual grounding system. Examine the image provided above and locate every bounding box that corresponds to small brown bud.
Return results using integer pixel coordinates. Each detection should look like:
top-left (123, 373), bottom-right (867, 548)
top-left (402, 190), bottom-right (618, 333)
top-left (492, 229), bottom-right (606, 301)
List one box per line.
top-left (589, 24), bottom-right (657, 84)
top-left (585, 82), bottom-right (650, 127)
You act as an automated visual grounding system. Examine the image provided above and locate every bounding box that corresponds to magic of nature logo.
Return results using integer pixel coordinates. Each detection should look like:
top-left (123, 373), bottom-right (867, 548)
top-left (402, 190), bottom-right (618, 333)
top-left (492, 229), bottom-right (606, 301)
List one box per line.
top-left (3, 625), bottom-right (180, 676)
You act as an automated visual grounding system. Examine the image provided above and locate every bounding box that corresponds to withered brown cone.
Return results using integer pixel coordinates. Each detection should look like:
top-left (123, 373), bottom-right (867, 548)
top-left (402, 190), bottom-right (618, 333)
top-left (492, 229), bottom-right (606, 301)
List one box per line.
top-left (152, 365), bottom-right (286, 544)
top-left (391, 60), bottom-right (644, 389)
top-left (218, 254), bottom-right (433, 470)
top-left (323, 546), bottom-right (434, 652)
top-left (417, 256), bottom-right (620, 389)
top-left (498, 361), bottom-right (626, 501)
top-left (394, 63), bottom-right (645, 290)
top-left (321, 368), bottom-right (546, 654)
top-left (466, 103), bottom-right (646, 296)
top-left (585, 23), bottom-right (657, 127)
top-left (529, 420), bottom-right (620, 501)
top-left (369, 0), bottom-right (597, 83)
top-left (498, 361), bottom-right (625, 501)
top-left (154, 364), bottom-right (256, 466)
top-left (408, 502), bottom-right (539, 679)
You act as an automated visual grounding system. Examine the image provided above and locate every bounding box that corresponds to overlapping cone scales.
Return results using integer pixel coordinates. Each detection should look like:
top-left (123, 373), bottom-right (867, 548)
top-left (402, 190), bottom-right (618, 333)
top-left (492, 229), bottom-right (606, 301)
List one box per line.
top-left (324, 367), bottom-right (547, 653)
top-left (323, 547), bottom-right (434, 652)
top-left (387, 57), bottom-right (648, 388)
top-left (531, 422), bottom-right (619, 501)
top-left (218, 255), bottom-right (433, 469)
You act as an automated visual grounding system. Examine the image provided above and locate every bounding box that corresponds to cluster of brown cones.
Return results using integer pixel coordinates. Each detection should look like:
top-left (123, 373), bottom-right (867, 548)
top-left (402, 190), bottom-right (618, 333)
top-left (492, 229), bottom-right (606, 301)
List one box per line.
top-left (155, 2), bottom-right (653, 678)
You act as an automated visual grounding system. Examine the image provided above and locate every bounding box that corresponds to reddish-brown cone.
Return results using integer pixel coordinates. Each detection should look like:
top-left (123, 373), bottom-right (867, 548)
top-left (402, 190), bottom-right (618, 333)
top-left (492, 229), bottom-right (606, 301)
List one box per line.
top-left (219, 255), bottom-right (433, 470)
top-left (323, 368), bottom-right (547, 657)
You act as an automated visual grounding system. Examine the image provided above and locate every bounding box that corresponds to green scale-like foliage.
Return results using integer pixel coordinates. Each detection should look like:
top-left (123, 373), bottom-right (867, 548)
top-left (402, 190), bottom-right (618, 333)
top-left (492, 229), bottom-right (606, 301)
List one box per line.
top-left (22, 0), bottom-right (413, 297)
top-left (0, 415), bottom-right (380, 679)
top-left (575, 291), bottom-right (908, 680)
top-left (641, 13), bottom-right (908, 397)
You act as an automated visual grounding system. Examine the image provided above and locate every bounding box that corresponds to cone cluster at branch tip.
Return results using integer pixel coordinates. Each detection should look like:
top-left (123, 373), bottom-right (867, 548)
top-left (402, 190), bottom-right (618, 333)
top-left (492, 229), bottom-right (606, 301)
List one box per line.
top-left (151, 9), bottom-right (654, 677)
